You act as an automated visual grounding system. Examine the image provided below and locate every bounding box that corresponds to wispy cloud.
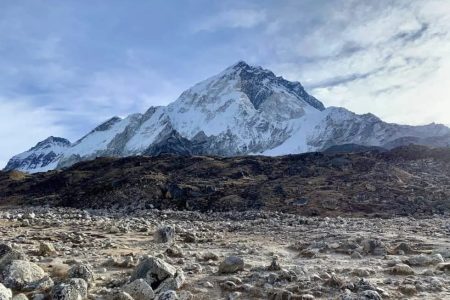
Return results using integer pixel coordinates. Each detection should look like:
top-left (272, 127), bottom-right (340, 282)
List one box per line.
top-left (192, 9), bottom-right (266, 32)
top-left (0, 98), bottom-right (67, 169)
top-left (263, 0), bottom-right (450, 125)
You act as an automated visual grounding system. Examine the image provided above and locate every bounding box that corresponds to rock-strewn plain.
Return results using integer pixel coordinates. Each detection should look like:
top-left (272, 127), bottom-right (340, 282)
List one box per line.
top-left (1, 208), bottom-right (450, 299)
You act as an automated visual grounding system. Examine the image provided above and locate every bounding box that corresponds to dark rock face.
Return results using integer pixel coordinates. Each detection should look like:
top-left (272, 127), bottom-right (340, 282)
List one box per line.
top-left (0, 145), bottom-right (449, 217)
top-left (144, 129), bottom-right (195, 156)
top-left (235, 61), bottom-right (325, 111)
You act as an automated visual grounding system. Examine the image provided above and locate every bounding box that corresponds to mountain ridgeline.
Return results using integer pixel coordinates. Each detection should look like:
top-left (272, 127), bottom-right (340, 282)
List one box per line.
top-left (5, 61), bottom-right (450, 173)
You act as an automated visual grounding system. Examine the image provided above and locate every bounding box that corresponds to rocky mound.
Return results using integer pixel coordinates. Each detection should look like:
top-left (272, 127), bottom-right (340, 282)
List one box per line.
top-left (0, 145), bottom-right (449, 217)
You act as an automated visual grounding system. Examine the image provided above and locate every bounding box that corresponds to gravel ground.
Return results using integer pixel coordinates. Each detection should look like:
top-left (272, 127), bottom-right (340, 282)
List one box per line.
top-left (0, 207), bottom-right (450, 300)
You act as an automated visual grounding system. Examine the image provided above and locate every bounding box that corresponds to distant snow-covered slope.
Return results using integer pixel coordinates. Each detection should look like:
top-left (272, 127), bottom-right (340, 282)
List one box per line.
top-left (5, 61), bottom-right (450, 173)
top-left (4, 137), bottom-right (71, 173)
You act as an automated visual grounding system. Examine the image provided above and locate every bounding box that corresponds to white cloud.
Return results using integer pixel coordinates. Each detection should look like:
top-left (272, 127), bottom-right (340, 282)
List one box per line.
top-left (266, 0), bottom-right (450, 126)
top-left (193, 9), bottom-right (266, 32)
top-left (0, 99), bottom-right (68, 168)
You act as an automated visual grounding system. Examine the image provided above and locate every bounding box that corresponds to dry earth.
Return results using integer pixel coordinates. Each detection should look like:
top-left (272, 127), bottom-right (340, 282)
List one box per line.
top-left (1, 207), bottom-right (450, 299)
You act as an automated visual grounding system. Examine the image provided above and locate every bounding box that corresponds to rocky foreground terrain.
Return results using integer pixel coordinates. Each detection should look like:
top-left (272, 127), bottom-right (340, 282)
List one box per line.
top-left (0, 207), bottom-right (450, 300)
top-left (1, 145), bottom-right (449, 299)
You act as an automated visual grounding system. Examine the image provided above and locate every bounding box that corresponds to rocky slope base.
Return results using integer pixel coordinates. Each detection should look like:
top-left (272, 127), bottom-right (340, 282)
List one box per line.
top-left (1, 145), bottom-right (450, 217)
top-left (0, 207), bottom-right (449, 299)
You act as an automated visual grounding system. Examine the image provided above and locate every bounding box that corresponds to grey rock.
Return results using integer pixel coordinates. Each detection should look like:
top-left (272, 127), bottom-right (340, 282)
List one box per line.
top-left (12, 294), bottom-right (28, 300)
top-left (219, 256), bottom-right (244, 274)
top-left (405, 253), bottom-right (444, 266)
top-left (154, 226), bottom-right (175, 243)
top-left (155, 271), bottom-right (185, 293)
top-left (0, 249), bottom-right (27, 271)
top-left (108, 289), bottom-right (134, 300)
top-left (67, 263), bottom-right (94, 283)
top-left (123, 279), bottom-right (155, 300)
top-left (2, 260), bottom-right (47, 291)
top-left (131, 256), bottom-right (177, 289)
top-left (0, 283), bottom-right (12, 300)
top-left (360, 290), bottom-right (382, 300)
top-left (389, 264), bottom-right (415, 275)
top-left (362, 239), bottom-right (387, 256)
top-left (51, 281), bottom-right (86, 300)
top-left (38, 242), bottom-right (56, 256)
top-left (156, 290), bottom-right (178, 300)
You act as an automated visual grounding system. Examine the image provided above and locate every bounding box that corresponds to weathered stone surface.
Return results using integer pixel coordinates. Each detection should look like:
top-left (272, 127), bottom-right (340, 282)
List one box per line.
top-left (389, 264), bottom-right (415, 275)
top-left (67, 264), bottom-right (94, 283)
top-left (108, 290), bottom-right (134, 300)
top-left (156, 290), bottom-right (178, 300)
top-left (405, 254), bottom-right (444, 266)
top-left (51, 281), bottom-right (86, 300)
top-left (2, 260), bottom-right (47, 291)
top-left (131, 256), bottom-right (178, 290)
top-left (154, 226), bottom-right (175, 243)
top-left (38, 242), bottom-right (56, 257)
top-left (362, 239), bottom-right (387, 256)
top-left (218, 256), bottom-right (244, 274)
top-left (0, 249), bottom-right (27, 271)
top-left (123, 279), bottom-right (155, 300)
top-left (0, 283), bottom-right (12, 300)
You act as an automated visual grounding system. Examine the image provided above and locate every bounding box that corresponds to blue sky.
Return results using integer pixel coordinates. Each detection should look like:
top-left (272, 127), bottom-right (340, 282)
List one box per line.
top-left (1, 0), bottom-right (450, 167)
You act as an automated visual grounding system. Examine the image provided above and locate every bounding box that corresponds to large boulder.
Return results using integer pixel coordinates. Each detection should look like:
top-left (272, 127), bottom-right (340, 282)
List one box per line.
top-left (155, 271), bottom-right (185, 294)
top-left (0, 283), bottom-right (12, 300)
top-left (405, 254), bottom-right (444, 266)
top-left (51, 278), bottom-right (88, 300)
top-left (67, 263), bottom-right (94, 283)
top-left (132, 256), bottom-right (176, 283)
top-left (2, 260), bottom-right (49, 291)
top-left (389, 264), bottom-right (415, 275)
top-left (0, 244), bottom-right (13, 258)
top-left (38, 242), bottom-right (57, 257)
top-left (218, 256), bottom-right (244, 274)
top-left (362, 239), bottom-right (387, 256)
top-left (123, 279), bottom-right (155, 300)
top-left (0, 245), bottom-right (27, 271)
top-left (131, 256), bottom-right (183, 291)
top-left (156, 290), bottom-right (178, 300)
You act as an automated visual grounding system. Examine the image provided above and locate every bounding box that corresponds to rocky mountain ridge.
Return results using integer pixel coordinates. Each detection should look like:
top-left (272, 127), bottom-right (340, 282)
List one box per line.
top-left (5, 61), bottom-right (450, 173)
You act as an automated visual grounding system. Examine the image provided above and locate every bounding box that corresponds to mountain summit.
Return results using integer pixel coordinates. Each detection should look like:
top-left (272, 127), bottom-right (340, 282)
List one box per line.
top-left (5, 61), bottom-right (450, 173)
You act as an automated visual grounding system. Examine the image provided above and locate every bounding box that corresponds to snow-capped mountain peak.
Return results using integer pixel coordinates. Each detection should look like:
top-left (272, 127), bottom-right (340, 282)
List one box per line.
top-left (5, 136), bottom-right (71, 173)
top-left (4, 61), bottom-right (450, 173)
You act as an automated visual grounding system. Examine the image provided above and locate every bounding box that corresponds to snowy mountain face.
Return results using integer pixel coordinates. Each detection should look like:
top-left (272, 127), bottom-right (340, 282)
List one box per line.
top-left (4, 136), bottom-right (71, 173)
top-left (5, 61), bottom-right (450, 173)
